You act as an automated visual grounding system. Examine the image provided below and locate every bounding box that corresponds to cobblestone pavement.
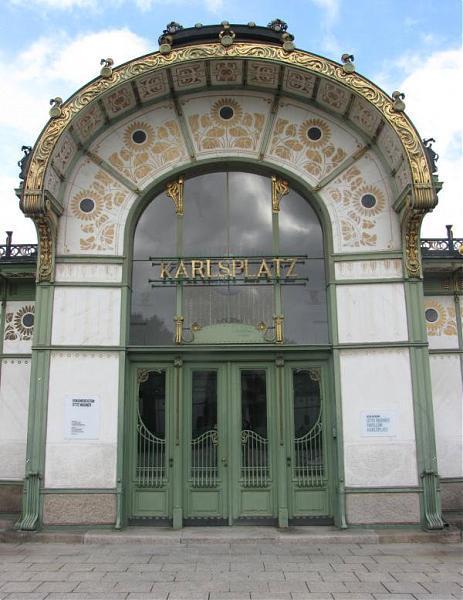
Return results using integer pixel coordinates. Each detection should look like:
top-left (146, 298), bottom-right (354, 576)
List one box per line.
top-left (0, 540), bottom-right (461, 600)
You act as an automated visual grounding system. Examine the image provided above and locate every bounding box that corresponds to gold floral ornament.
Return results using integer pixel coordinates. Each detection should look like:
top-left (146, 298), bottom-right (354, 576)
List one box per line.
top-left (328, 168), bottom-right (386, 247)
top-left (4, 305), bottom-right (35, 341)
top-left (188, 97), bottom-right (265, 152)
top-left (69, 170), bottom-right (128, 251)
top-left (424, 300), bottom-right (457, 337)
top-left (109, 119), bottom-right (184, 183)
top-left (270, 117), bottom-right (346, 180)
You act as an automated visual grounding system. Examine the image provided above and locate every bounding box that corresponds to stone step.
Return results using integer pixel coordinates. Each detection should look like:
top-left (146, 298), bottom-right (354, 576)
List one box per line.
top-left (0, 514), bottom-right (18, 530)
top-left (0, 524), bottom-right (461, 545)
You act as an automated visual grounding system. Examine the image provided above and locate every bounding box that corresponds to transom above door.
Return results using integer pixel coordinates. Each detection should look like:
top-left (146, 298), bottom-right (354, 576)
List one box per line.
top-left (129, 359), bottom-right (332, 527)
top-left (130, 169), bottom-right (328, 347)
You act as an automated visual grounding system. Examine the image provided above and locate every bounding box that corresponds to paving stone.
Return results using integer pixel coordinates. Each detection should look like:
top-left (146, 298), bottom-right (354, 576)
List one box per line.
top-left (332, 594), bottom-right (374, 600)
top-left (0, 581), bottom-right (40, 592)
top-left (3, 594), bottom-right (49, 600)
top-left (420, 581), bottom-right (463, 594)
top-left (382, 581), bottom-right (429, 593)
top-left (34, 581), bottom-right (78, 592)
top-left (209, 594), bottom-right (251, 600)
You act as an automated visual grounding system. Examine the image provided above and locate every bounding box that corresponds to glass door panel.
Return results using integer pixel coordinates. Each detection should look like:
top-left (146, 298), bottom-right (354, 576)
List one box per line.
top-left (240, 370), bottom-right (269, 488)
top-left (131, 369), bottom-right (170, 519)
top-left (191, 371), bottom-right (218, 488)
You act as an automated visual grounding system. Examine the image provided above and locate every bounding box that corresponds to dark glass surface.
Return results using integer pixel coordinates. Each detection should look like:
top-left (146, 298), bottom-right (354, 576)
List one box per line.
top-left (192, 371), bottom-right (217, 437)
top-left (425, 308), bottom-right (439, 323)
top-left (361, 193), bottom-right (376, 208)
top-left (22, 313), bottom-right (34, 327)
top-left (79, 198), bottom-right (95, 213)
top-left (133, 195), bottom-right (176, 260)
top-left (293, 370), bottom-right (321, 437)
top-left (241, 370), bottom-right (267, 436)
top-left (138, 371), bottom-right (166, 438)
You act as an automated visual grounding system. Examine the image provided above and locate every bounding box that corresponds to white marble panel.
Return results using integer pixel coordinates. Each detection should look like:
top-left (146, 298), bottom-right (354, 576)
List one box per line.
top-left (337, 283), bottom-right (408, 343)
top-left (424, 296), bottom-right (459, 349)
top-left (0, 360), bottom-right (31, 479)
top-left (45, 352), bottom-right (119, 488)
top-left (430, 354), bottom-right (463, 478)
top-left (3, 301), bottom-right (35, 354)
top-left (55, 263), bottom-right (122, 283)
top-left (335, 259), bottom-right (403, 280)
top-left (51, 288), bottom-right (121, 346)
top-left (340, 348), bottom-right (418, 487)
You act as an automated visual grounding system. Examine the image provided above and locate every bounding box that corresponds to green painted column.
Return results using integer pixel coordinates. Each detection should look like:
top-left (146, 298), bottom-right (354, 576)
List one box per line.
top-left (16, 282), bottom-right (54, 530)
top-left (405, 278), bottom-right (444, 529)
top-left (172, 356), bottom-right (183, 529)
top-left (275, 356), bottom-right (288, 528)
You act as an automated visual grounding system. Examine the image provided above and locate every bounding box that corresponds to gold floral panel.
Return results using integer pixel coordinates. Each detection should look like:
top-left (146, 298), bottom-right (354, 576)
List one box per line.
top-left (59, 159), bottom-right (136, 255)
top-left (424, 297), bottom-right (459, 350)
top-left (3, 302), bottom-right (35, 354)
top-left (182, 93), bottom-right (271, 157)
top-left (266, 99), bottom-right (361, 186)
top-left (91, 104), bottom-right (189, 188)
top-left (321, 151), bottom-right (400, 252)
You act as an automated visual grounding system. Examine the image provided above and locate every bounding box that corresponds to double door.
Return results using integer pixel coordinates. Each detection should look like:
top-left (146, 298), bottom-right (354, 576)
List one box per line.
top-left (129, 360), bottom-right (331, 527)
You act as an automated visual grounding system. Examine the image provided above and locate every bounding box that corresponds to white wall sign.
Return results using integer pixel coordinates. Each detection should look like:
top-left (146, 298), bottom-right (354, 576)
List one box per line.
top-left (65, 396), bottom-right (100, 439)
top-left (361, 411), bottom-right (396, 437)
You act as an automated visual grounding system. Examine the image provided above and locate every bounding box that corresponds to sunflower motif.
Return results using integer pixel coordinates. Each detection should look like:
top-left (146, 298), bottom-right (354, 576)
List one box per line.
top-left (354, 185), bottom-right (386, 217)
top-left (298, 118), bottom-right (331, 148)
top-left (424, 300), bottom-right (446, 336)
top-left (14, 305), bottom-right (35, 339)
top-left (210, 98), bottom-right (243, 127)
top-left (122, 121), bottom-right (154, 151)
top-left (70, 190), bottom-right (104, 221)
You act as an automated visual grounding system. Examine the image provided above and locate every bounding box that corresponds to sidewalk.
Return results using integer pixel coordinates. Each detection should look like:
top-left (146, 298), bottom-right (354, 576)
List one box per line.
top-left (0, 531), bottom-right (462, 600)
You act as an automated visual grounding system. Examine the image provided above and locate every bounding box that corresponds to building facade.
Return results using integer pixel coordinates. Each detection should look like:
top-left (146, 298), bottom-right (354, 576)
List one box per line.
top-left (0, 22), bottom-right (462, 530)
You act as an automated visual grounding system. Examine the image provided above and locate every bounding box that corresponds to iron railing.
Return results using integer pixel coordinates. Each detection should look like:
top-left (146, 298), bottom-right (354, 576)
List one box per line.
top-left (0, 243), bottom-right (37, 261)
top-left (421, 226), bottom-right (463, 259)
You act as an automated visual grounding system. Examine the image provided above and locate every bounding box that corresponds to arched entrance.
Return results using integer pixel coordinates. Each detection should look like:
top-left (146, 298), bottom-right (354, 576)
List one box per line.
top-left (126, 168), bottom-right (335, 527)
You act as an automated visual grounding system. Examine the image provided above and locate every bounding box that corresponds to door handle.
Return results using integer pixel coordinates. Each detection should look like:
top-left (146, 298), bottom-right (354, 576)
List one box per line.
top-left (221, 457), bottom-right (228, 467)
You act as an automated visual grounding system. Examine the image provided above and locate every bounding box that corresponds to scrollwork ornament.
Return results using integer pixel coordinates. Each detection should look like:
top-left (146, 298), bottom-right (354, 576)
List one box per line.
top-left (21, 42), bottom-right (436, 245)
top-left (404, 207), bottom-right (427, 279)
top-left (271, 176), bottom-right (289, 213)
top-left (166, 177), bottom-right (184, 215)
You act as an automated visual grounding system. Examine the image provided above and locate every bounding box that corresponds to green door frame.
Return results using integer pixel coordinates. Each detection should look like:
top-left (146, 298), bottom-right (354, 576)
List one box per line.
top-left (126, 351), bottom-right (335, 528)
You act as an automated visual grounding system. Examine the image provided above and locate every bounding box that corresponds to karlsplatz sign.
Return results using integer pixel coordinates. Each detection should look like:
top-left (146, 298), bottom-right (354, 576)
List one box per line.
top-left (150, 256), bottom-right (306, 284)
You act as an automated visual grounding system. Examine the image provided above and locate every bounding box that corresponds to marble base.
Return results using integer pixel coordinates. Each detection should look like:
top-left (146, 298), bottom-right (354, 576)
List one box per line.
top-left (346, 492), bottom-right (420, 525)
top-left (0, 482), bottom-right (22, 513)
top-left (43, 493), bottom-right (116, 525)
top-left (441, 480), bottom-right (463, 511)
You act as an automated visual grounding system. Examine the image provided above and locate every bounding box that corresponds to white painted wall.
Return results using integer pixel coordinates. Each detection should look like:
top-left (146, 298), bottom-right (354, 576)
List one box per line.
top-left (430, 354), bottom-right (463, 478)
top-left (51, 287), bottom-right (121, 346)
top-left (424, 295), bottom-right (459, 350)
top-left (45, 352), bottom-right (119, 488)
top-left (0, 360), bottom-right (31, 480)
top-left (340, 348), bottom-right (418, 487)
top-left (335, 259), bottom-right (403, 280)
top-left (337, 283), bottom-right (408, 344)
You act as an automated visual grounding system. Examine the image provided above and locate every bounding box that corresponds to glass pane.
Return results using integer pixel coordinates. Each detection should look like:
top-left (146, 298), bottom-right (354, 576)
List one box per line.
top-left (241, 370), bottom-right (269, 487)
top-left (229, 172), bottom-right (273, 255)
top-left (133, 195), bottom-right (176, 259)
top-left (241, 370), bottom-right (267, 436)
top-left (130, 262), bottom-right (174, 345)
top-left (192, 371), bottom-right (218, 436)
top-left (184, 173), bottom-right (228, 256)
top-left (191, 371), bottom-right (218, 488)
top-left (183, 285), bottom-right (273, 335)
top-left (137, 371), bottom-right (166, 487)
top-left (279, 189), bottom-right (323, 258)
top-left (282, 259), bottom-right (328, 344)
top-left (293, 370), bottom-right (324, 487)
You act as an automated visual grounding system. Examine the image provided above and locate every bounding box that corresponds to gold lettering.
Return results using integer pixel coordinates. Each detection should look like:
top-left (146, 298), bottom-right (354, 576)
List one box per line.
top-left (273, 258), bottom-right (281, 278)
top-left (244, 259), bottom-right (249, 278)
top-left (256, 259), bottom-right (272, 278)
top-left (232, 259), bottom-right (244, 278)
top-left (205, 259), bottom-right (212, 279)
top-left (160, 261), bottom-right (173, 279)
top-left (285, 258), bottom-right (298, 278)
top-left (191, 260), bottom-right (206, 279)
top-left (218, 260), bottom-right (231, 278)
top-left (174, 260), bottom-right (189, 279)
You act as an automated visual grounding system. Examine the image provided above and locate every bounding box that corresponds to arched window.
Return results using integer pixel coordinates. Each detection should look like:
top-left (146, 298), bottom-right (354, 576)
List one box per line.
top-left (130, 170), bottom-right (328, 345)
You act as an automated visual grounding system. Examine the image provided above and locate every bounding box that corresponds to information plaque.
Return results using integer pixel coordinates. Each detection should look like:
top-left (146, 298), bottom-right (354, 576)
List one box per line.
top-left (64, 396), bottom-right (100, 440)
top-left (361, 411), bottom-right (396, 437)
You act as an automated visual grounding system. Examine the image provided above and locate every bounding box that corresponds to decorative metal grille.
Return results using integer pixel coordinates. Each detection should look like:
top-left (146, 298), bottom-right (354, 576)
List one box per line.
top-left (294, 411), bottom-right (324, 488)
top-left (191, 429), bottom-right (218, 488)
top-left (241, 429), bottom-right (269, 487)
top-left (136, 407), bottom-right (166, 488)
